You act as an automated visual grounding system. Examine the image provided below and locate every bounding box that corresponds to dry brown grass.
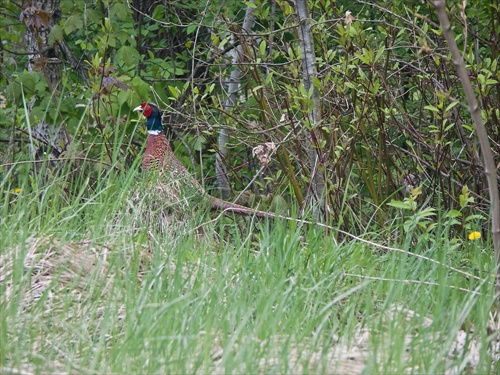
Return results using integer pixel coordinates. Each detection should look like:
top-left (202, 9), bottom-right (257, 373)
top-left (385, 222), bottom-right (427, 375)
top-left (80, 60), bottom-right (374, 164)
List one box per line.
top-left (1, 236), bottom-right (112, 311)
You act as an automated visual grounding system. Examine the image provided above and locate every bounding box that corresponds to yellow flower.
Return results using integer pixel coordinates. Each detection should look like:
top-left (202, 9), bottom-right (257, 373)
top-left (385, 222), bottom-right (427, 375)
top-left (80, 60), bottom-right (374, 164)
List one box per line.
top-left (468, 231), bottom-right (481, 240)
top-left (12, 188), bottom-right (22, 194)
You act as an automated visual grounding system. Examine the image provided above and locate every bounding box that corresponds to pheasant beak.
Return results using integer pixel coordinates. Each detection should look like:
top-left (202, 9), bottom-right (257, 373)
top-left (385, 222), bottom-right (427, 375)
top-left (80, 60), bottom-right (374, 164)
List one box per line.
top-left (133, 105), bottom-right (143, 112)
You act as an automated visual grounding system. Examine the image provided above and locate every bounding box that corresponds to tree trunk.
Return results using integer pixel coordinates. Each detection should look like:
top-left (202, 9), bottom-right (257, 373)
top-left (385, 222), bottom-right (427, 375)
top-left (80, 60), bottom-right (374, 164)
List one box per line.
top-left (21, 0), bottom-right (69, 159)
top-left (216, 1), bottom-right (256, 199)
top-left (294, 0), bottom-right (327, 221)
top-left (21, 0), bottom-right (62, 93)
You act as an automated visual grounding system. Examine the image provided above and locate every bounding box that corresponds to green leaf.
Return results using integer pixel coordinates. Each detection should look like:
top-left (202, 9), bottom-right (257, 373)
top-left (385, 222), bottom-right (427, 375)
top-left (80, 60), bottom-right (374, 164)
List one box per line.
top-left (416, 207), bottom-right (436, 219)
top-left (110, 3), bottom-right (130, 20)
top-left (459, 185), bottom-right (474, 208)
top-left (168, 85), bottom-right (181, 99)
top-left (187, 24), bottom-right (198, 35)
top-left (465, 214), bottom-right (485, 222)
top-left (6, 81), bottom-right (21, 101)
top-left (103, 18), bottom-right (112, 32)
top-left (259, 40), bottom-right (267, 57)
top-left (115, 46), bottom-right (141, 68)
top-left (424, 105), bottom-right (439, 113)
top-left (312, 76), bottom-right (322, 90)
top-left (244, 1), bottom-right (258, 8)
top-left (17, 71), bottom-right (40, 93)
top-left (151, 5), bottom-right (164, 19)
top-left (444, 101), bottom-right (459, 112)
top-left (446, 209), bottom-right (462, 219)
top-left (64, 15), bottom-right (83, 35)
top-left (107, 35), bottom-right (116, 48)
top-left (387, 200), bottom-right (413, 210)
top-left (403, 219), bottom-right (414, 233)
top-left (193, 135), bottom-right (207, 151)
top-left (117, 90), bottom-right (130, 106)
top-left (374, 45), bottom-right (385, 63)
top-left (48, 25), bottom-right (64, 45)
top-left (131, 76), bottom-right (150, 100)
top-left (86, 9), bottom-right (103, 25)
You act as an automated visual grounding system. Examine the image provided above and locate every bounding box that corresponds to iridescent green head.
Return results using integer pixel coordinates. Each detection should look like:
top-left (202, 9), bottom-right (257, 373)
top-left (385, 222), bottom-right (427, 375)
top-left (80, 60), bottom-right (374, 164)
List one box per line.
top-left (133, 102), bottom-right (163, 133)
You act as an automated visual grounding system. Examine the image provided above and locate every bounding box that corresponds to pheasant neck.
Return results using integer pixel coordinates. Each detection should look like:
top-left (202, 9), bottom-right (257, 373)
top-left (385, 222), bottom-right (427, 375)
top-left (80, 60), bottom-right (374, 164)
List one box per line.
top-left (148, 130), bottom-right (162, 135)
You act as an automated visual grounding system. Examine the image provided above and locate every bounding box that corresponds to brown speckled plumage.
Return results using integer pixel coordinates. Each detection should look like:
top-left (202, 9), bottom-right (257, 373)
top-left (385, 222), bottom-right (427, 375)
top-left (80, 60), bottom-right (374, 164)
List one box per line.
top-left (135, 102), bottom-right (273, 218)
top-left (143, 132), bottom-right (188, 177)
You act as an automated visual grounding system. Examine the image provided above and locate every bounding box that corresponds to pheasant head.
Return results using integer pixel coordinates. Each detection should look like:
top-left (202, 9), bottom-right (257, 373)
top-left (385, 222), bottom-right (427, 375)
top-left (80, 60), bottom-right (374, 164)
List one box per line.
top-left (133, 102), bottom-right (163, 134)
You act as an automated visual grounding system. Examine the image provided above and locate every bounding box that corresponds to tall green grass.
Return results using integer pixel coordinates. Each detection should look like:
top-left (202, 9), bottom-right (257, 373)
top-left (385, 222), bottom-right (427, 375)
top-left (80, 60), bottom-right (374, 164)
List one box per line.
top-left (0, 126), bottom-right (498, 374)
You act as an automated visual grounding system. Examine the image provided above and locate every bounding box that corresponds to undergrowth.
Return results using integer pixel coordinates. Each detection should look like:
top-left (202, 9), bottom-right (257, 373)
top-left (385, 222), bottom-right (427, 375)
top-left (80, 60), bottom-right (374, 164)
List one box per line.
top-left (0, 157), bottom-right (498, 374)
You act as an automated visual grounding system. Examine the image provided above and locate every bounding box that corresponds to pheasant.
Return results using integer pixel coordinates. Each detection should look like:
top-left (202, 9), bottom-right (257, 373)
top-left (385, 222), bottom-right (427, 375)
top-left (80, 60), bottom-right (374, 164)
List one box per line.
top-left (133, 102), bottom-right (274, 218)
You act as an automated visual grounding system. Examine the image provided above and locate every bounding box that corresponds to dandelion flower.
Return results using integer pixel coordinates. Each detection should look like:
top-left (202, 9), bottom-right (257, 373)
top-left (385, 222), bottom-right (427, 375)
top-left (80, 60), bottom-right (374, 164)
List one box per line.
top-left (468, 231), bottom-right (481, 240)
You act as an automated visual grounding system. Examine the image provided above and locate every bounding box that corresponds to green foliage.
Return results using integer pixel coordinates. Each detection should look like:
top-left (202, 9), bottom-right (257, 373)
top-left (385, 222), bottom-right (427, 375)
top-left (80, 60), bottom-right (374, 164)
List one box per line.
top-left (1, 0), bottom-right (499, 237)
top-left (387, 183), bottom-right (485, 249)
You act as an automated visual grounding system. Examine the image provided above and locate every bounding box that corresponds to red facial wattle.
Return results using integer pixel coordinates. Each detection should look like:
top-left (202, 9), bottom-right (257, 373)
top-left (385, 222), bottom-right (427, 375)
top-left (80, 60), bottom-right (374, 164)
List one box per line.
top-left (142, 102), bottom-right (153, 118)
